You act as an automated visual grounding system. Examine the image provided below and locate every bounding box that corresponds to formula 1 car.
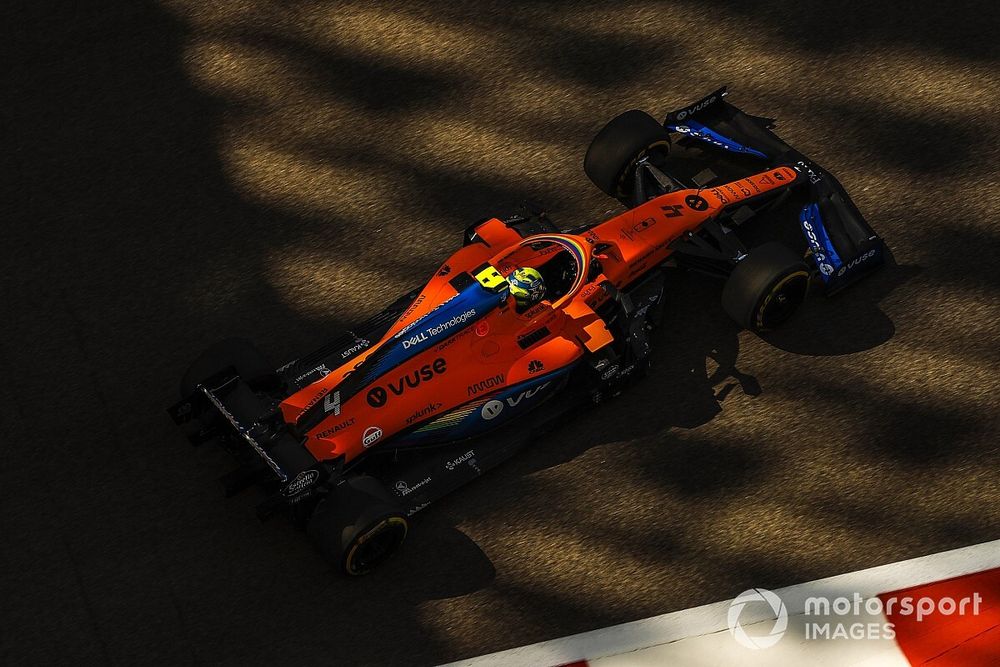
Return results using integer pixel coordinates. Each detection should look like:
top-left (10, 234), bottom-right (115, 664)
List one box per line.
top-left (170, 88), bottom-right (885, 575)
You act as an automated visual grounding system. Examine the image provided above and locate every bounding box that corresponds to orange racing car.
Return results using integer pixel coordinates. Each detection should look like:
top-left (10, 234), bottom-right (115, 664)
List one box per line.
top-left (170, 89), bottom-right (885, 575)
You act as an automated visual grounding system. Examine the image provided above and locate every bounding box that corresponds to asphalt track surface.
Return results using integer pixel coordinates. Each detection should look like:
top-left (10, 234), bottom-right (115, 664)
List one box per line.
top-left (3, 1), bottom-right (999, 665)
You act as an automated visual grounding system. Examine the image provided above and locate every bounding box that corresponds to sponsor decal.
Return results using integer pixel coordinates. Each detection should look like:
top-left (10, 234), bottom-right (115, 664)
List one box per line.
top-left (401, 308), bottom-right (478, 348)
top-left (315, 417), bottom-right (355, 439)
top-left (480, 382), bottom-right (549, 421)
top-left (367, 357), bottom-right (448, 407)
top-left (633, 217), bottom-right (657, 232)
top-left (535, 243), bottom-right (561, 257)
top-left (505, 381), bottom-right (550, 408)
top-left (406, 402), bottom-right (442, 425)
top-left (675, 94), bottom-right (717, 121)
top-left (302, 386), bottom-right (331, 413)
top-left (366, 386), bottom-right (388, 407)
top-left (800, 205), bottom-right (844, 282)
top-left (323, 390), bottom-right (341, 415)
top-left (468, 373), bottom-right (505, 396)
top-left (796, 160), bottom-right (823, 184)
top-left (434, 325), bottom-right (473, 352)
top-left (445, 450), bottom-right (476, 471)
top-left (398, 293), bottom-right (426, 323)
top-left (670, 119), bottom-right (767, 158)
top-left (340, 339), bottom-right (369, 359)
top-left (394, 476), bottom-right (431, 497)
top-left (760, 174), bottom-right (774, 186)
top-left (481, 399), bottom-right (504, 420)
top-left (295, 364), bottom-right (330, 384)
top-left (661, 204), bottom-right (683, 218)
top-left (401, 332), bottom-right (430, 349)
top-left (802, 219), bottom-right (824, 255)
top-left (601, 364), bottom-right (620, 381)
top-left (437, 264), bottom-right (451, 276)
top-left (362, 426), bottom-right (382, 447)
top-left (283, 469), bottom-right (319, 496)
top-left (685, 194), bottom-right (709, 211)
top-left (522, 303), bottom-right (547, 319)
top-left (475, 320), bottom-right (490, 337)
top-left (773, 170), bottom-right (786, 181)
top-left (710, 187), bottom-right (730, 204)
top-left (527, 360), bottom-right (544, 374)
top-left (674, 123), bottom-right (730, 151)
top-left (837, 249), bottom-right (877, 276)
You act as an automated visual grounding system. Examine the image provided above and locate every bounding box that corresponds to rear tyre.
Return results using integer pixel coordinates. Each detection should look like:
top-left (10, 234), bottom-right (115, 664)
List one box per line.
top-left (180, 337), bottom-right (274, 396)
top-left (584, 110), bottom-right (671, 198)
top-left (722, 243), bottom-right (809, 332)
top-left (308, 475), bottom-right (409, 576)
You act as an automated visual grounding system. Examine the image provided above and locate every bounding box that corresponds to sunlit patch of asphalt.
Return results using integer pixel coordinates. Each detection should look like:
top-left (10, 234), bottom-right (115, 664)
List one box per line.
top-left (263, 245), bottom-right (416, 321)
top-left (550, 3), bottom-right (1000, 112)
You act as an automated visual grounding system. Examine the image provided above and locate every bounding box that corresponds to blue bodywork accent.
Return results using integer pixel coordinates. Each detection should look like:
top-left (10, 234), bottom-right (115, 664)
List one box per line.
top-left (799, 202), bottom-right (843, 283)
top-left (666, 119), bottom-right (767, 159)
top-left (362, 282), bottom-right (506, 382)
top-left (393, 366), bottom-right (574, 445)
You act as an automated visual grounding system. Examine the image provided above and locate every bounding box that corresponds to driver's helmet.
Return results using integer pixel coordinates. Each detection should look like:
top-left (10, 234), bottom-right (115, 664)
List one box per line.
top-left (507, 267), bottom-right (546, 307)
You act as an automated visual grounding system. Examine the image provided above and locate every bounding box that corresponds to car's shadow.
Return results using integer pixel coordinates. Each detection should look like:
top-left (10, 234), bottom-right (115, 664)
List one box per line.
top-left (417, 247), bottom-right (912, 579)
top-left (763, 249), bottom-right (917, 356)
top-left (514, 252), bottom-right (906, 470)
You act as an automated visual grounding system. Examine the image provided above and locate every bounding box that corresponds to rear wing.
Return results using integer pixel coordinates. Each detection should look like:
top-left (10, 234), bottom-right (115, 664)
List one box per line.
top-left (169, 371), bottom-right (327, 518)
top-left (664, 87), bottom-right (885, 294)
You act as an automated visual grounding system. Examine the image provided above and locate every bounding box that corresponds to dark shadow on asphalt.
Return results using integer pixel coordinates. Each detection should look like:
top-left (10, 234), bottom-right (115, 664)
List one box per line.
top-left (763, 250), bottom-right (916, 356)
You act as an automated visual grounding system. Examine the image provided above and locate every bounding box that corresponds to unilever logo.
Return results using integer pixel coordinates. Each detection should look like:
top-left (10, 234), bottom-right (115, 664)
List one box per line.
top-left (727, 588), bottom-right (788, 649)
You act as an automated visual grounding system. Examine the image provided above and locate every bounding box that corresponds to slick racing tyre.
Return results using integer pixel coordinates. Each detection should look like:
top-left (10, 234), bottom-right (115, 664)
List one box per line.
top-left (308, 475), bottom-right (409, 576)
top-left (722, 242), bottom-right (809, 332)
top-left (584, 110), bottom-right (671, 199)
top-left (180, 337), bottom-right (275, 396)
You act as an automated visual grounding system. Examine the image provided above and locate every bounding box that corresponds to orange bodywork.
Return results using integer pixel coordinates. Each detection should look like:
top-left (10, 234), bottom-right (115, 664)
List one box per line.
top-left (279, 166), bottom-right (798, 464)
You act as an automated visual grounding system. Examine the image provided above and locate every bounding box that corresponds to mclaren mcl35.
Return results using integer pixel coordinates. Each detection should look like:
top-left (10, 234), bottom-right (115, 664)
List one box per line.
top-left (170, 88), bottom-right (885, 574)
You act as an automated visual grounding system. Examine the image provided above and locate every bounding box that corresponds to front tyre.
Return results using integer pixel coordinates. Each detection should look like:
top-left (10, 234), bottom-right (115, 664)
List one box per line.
top-left (584, 110), bottom-right (671, 199)
top-left (722, 243), bottom-right (809, 332)
top-left (308, 475), bottom-right (408, 576)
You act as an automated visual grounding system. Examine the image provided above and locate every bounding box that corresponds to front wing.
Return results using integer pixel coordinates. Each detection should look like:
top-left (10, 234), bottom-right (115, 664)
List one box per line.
top-left (663, 87), bottom-right (885, 293)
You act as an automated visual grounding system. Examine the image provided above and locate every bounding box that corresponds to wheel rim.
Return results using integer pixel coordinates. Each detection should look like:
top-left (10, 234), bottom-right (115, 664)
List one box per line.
top-left (757, 271), bottom-right (809, 330)
top-left (347, 517), bottom-right (408, 575)
top-left (615, 141), bottom-right (671, 198)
